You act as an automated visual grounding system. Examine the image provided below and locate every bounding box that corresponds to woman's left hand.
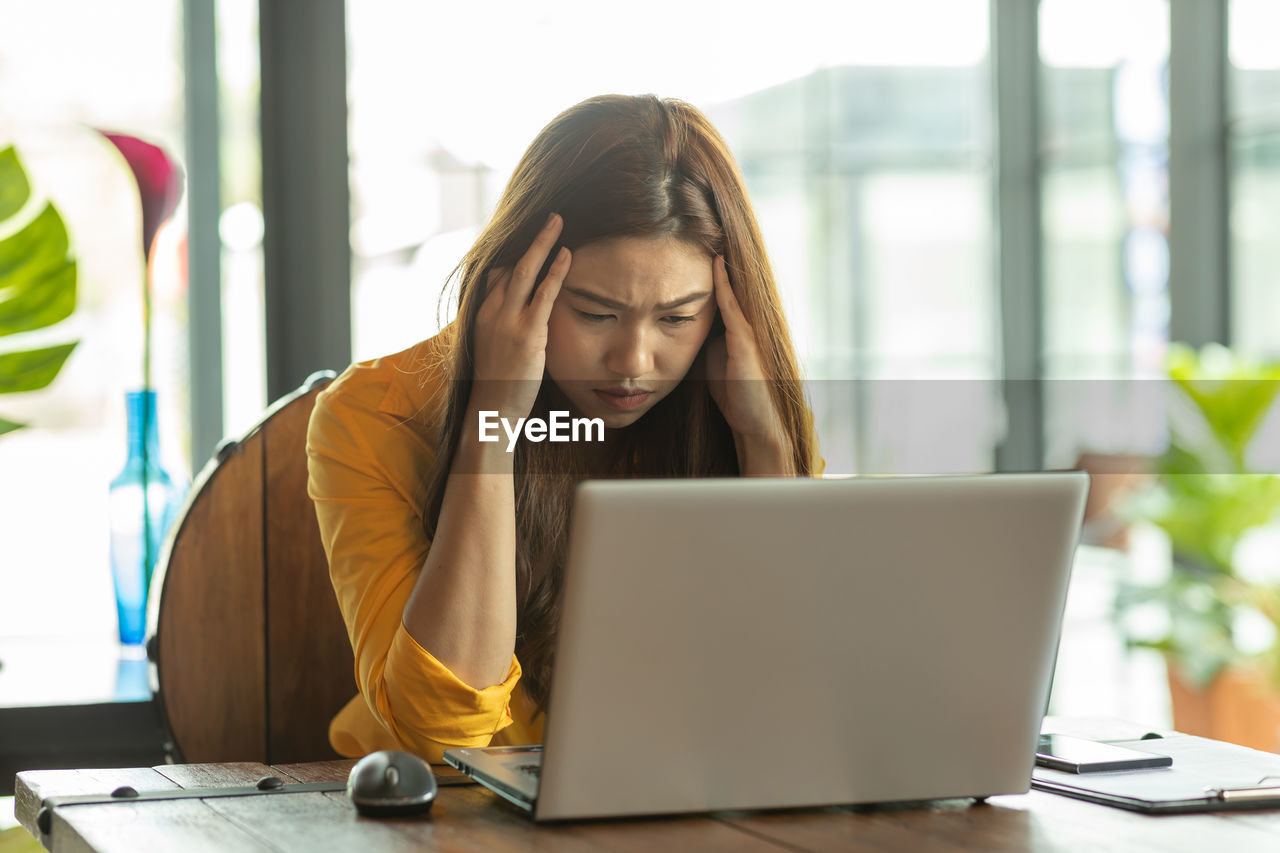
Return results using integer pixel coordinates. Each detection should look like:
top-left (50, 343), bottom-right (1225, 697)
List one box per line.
top-left (705, 255), bottom-right (795, 476)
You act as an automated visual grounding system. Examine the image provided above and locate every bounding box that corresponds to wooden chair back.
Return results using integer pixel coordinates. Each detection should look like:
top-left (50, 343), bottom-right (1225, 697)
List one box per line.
top-left (147, 371), bottom-right (355, 764)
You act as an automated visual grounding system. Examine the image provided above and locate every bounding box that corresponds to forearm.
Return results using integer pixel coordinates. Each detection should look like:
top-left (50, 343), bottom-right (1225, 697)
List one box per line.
top-left (402, 406), bottom-right (517, 689)
top-left (735, 433), bottom-right (797, 477)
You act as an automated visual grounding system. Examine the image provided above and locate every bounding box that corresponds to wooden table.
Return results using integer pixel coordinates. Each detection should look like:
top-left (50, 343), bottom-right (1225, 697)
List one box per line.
top-left (15, 720), bottom-right (1280, 852)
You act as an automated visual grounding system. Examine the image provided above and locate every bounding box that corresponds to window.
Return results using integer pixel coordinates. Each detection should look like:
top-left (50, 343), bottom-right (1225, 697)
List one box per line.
top-left (0, 1), bottom-right (187, 640)
top-left (1039, 0), bottom-right (1171, 468)
top-left (346, 0), bottom-right (993, 476)
top-left (1229, 0), bottom-right (1280, 361)
top-left (216, 0), bottom-right (268, 440)
top-left (2, 0), bottom-right (1263, 733)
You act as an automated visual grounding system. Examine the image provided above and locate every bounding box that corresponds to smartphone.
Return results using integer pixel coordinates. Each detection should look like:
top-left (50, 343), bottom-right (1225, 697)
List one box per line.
top-left (1036, 734), bottom-right (1173, 773)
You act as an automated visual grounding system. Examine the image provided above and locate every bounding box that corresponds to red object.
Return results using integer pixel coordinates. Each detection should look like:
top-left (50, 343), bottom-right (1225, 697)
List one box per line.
top-left (97, 130), bottom-right (185, 261)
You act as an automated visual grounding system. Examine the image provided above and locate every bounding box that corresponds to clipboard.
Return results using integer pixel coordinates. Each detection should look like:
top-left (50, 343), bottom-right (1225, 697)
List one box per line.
top-left (1032, 732), bottom-right (1280, 814)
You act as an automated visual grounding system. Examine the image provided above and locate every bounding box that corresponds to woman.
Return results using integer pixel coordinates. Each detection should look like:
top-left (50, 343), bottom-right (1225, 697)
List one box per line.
top-left (307, 94), bottom-right (821, 763)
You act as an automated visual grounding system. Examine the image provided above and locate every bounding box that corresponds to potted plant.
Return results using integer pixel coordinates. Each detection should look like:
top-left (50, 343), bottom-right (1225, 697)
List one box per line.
top-left (0, 144), bottom-right (79, 431)
top-left (1117, 343), bottom-right (1280, 751)
top-left (2, 135), bottom-right (184, 647)
top-left (96, 130), bottom-right (187, 647)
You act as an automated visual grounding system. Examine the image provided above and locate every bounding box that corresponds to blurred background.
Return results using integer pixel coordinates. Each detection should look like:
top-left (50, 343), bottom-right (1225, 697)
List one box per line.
top-left (2, 0), bottom-right (1280, 793)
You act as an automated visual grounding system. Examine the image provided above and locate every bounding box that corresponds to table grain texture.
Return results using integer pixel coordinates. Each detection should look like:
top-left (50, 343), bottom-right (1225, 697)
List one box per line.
top-left (15, 719), bottom-right (1280, 852)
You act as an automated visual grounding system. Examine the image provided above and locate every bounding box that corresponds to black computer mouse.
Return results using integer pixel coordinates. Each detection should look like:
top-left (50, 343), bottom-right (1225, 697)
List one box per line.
top-left (347, 749), bottom-right (437, 817)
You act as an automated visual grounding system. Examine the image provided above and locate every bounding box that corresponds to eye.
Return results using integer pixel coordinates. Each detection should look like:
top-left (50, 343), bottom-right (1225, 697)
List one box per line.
top-left (574, 309), bottom-right (613, 322)
top-left (661, 315), bottom-right (698, 326)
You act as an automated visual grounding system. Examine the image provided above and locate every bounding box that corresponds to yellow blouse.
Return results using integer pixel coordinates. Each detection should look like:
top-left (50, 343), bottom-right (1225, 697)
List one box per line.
top-left (308, 325), bottom-right (821, 762)
top-left (306, 325), bottom-right (543, 762)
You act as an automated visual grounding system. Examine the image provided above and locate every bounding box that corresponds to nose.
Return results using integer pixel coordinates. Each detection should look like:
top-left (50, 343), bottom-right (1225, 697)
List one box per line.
top-left (604, 322), bottom-right (654, 378)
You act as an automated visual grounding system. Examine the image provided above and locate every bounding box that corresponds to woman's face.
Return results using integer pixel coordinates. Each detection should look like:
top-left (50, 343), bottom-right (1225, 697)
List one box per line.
top-left (544, 235), bottom-right (717, 429)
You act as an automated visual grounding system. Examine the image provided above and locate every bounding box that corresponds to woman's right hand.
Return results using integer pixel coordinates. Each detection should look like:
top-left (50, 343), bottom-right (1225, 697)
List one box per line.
top-left (470, 212), bottom-right (572, 421)
top-left (412, 219), bottom-right (569, 686)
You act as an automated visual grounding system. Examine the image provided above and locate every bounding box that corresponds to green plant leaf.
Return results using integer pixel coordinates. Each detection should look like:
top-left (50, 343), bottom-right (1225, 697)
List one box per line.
top-left (1147, 475), bottom-right (1280, 574)
top-left (0, 341), bottom-right (78, 393)
top-left (0, 203), bottom-right (70, 282)
top-left (0, 145), bottom-right (79, 435)
top-left (0, 259), bottom-right (76, 336)
top-left (1158, 442), bottom-right (1210, 477)
top-left (0, 146), bottom-right (32, 220)
top-left (1168, 343), bottom-right (1280, 461)
top-left (1121, 344), bottom-right (1280, 686)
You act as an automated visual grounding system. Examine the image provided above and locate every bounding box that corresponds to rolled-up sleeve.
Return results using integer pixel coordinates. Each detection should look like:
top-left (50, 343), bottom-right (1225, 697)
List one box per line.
top-left (306, 365), bottom-right (520, 760)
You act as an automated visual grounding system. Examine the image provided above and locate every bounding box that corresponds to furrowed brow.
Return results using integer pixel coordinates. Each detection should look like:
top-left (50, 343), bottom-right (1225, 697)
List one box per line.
top-left (564, 286), bottom-right (712, 312)
top-left (564, 287), bottom-right (627, 310)
top-left (655, 291), bottom-right (712, 311)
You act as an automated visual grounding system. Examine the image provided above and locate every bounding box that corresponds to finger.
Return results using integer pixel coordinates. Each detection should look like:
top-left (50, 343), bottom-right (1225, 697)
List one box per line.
top-left (713, 255), bottom-right (750, 333)
top-left (505, 212), bottom-right (564, 311)
top-left (484, 267), bottom-right (511, 299)
top-left (713, 256), bottom-right (768, 375)
top-left (531, 246), bottom-right (571, 321)
top-left (478, 267), bottom-right (511, 318)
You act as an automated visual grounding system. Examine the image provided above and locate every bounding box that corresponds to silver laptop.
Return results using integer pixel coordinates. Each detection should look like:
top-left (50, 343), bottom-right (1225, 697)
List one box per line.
top-left (444, 472), bottom-right (1089, 821)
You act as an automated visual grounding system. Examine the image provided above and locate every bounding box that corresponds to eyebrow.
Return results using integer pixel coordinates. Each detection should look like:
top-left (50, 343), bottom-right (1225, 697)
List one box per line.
top-left (563, 286), bottom-right (712, 312)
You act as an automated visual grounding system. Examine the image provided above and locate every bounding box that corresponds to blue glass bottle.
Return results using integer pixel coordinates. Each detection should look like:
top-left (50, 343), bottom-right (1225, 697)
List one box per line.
top-left (109, 390), bottom-right (185, 646)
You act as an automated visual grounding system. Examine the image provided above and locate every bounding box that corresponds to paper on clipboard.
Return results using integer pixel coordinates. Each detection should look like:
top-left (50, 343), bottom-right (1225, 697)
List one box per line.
top-left (1032, 734), bottom-right (1280, 812)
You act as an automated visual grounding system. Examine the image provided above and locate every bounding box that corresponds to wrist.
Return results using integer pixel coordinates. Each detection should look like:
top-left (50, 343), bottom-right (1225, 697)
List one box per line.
top-left (734, 432), bottom-right (795, 477)
top-left (453, 407), bottom-right (519, 474)
top-left (466, 388), bottom-right (532, 423)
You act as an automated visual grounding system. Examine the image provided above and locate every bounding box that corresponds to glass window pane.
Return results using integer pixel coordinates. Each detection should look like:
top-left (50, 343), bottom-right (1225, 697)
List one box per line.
top-left (1231, 135), bottom-right (1280, 359)
top-left (1229, 0), bottom-right (1280, 359)
top-left (346, 0), bottom-right (993, 476)
top-left (862, 172), bottom-right (993, 375)
top-left (1042, 166), bottom-right (1127, 367)
top-left (218, 0), bottom-right (268, 440)
top-left (0, 2), bottom-right (186, 640)
top-left (1040, 0), bottom-right (1170, 467)
top-left (1229, 0), bottom-right (1280, 121)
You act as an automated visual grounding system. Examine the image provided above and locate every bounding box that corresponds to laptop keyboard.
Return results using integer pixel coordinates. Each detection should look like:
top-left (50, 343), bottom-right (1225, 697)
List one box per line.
top-left (514, 763), bottom-right (541, 779)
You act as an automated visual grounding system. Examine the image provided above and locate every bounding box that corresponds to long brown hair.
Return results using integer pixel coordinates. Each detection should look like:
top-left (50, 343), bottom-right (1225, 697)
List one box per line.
top-left (422, 94), bottom-right (820, 710)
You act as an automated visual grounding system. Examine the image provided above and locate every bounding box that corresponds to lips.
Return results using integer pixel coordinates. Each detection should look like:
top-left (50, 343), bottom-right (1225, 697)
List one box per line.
top-left (593, 388), bottom-right (653, 412)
